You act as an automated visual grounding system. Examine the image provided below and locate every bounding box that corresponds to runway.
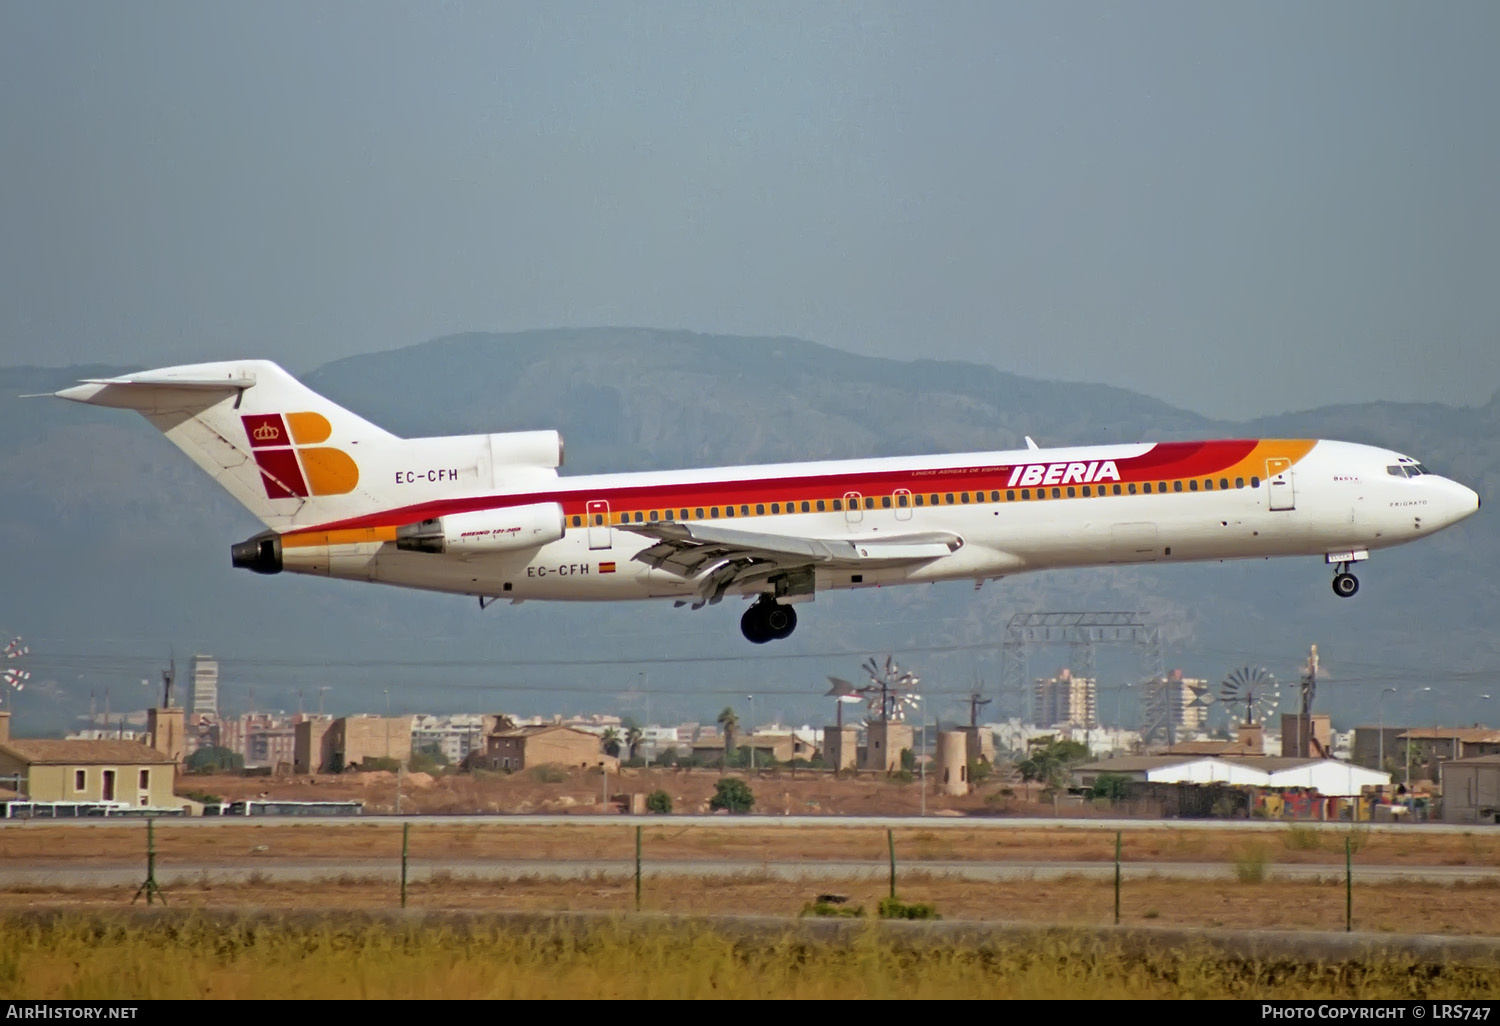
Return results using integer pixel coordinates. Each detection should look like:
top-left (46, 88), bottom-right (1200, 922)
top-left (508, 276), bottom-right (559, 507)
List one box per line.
top-left (1, 813), bottom-right (1485, 833)
top-left (3, 857), bottom-right (1494, 888)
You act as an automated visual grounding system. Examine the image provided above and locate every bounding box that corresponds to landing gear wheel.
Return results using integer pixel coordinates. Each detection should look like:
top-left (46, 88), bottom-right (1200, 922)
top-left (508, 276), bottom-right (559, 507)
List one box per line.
top-left (740, 604), bottom-right (773, 644)
top-left (1332, 572), bottom-right (1359, 598)
top-left (765, 603), bottom-right (797, 640)
top-left (740, 598), bottom-right (798, 643)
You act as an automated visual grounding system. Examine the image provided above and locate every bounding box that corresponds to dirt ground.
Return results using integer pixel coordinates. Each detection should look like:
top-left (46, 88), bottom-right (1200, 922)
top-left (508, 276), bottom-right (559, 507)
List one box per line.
top-left (4, 818), bottom-right (1499, 868)
top-left (4, 874), bottom-right (1497, 937)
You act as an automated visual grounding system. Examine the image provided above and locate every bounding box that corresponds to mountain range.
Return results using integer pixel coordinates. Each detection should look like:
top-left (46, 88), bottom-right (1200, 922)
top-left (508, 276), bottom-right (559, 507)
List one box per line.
top-left (1, 328), bottom-right (1495, 736)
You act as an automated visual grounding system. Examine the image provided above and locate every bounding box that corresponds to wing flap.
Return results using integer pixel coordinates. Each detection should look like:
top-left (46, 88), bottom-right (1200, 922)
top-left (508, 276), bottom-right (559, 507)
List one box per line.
top-left (620, 520), bottom-right (962, 608)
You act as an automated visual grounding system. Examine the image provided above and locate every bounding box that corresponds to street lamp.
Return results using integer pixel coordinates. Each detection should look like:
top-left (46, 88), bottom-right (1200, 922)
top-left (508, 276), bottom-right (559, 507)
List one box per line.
top-left (1378, 687), bottom-right (1398, 775)
top-left (747, 695), bottom-right (754, 771)
top-left (1407, 686), bottom-right (1433, 797)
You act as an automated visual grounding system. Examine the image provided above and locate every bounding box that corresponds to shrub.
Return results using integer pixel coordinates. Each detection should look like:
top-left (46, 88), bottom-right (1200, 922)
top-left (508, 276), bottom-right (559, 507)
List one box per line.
top-left (645, 790), bottom-right (672, 815)
top-left (178, 789), bottom-right (222, 805)
top-left (708, 777), bottom-right (754, 814)
top-left (1284, 826), bottom-right (1322, 851)
top-left (878, 897), bottom-right (941, 920)
top-left (801, 901), bottom-right (864, 918)
top-left (1087, 773), bottom-right (1133, 804)
top-left (529, 765), bottom-right (567, 784)
top-left (1234, 842), bottom-right (1271, 884)
top-left (356, 757), bottom-right (400, 773)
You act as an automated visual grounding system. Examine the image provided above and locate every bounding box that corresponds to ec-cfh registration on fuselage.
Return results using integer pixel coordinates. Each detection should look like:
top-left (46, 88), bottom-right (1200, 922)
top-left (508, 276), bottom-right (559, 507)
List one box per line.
top-left (56, 360), bottom-right (1481, 644)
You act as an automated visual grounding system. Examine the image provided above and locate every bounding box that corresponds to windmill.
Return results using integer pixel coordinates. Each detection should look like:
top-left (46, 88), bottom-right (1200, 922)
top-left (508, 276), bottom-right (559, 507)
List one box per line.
top-left (860, 655), bottom-right (921, 723)
top-left (824, 677), bottom-right (873, 730)
top-left (2, 636), bottom-right (30, 700)
top-left (1219, 667), bottom-right (1279, 728)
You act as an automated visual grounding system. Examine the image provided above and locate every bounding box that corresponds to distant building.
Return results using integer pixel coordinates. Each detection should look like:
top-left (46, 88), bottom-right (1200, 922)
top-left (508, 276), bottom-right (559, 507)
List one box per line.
top-left (0, 737), bottom-right (179, 807)
top-left (472, 724), bottom-right (612, 772)
top-left (411, 714), bottom-right (490, 765)
top-left (325, 716), bottom-right (413, 772)
top-left (1033, 669), bottom-right (1097, 728)
top-left (1397, 727), bottom-right (1500, 782)
top-left (294, 716), bottom-right (335, 774)
top-left (1440, 755), bottom-right (1500, 824)
top-left (191, 656), bottom-right (219, 717)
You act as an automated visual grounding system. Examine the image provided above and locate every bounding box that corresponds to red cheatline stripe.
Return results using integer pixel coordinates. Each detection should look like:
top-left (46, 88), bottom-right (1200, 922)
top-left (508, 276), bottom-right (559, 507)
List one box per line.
top-left (302, 439), bottom-right (1275, 533)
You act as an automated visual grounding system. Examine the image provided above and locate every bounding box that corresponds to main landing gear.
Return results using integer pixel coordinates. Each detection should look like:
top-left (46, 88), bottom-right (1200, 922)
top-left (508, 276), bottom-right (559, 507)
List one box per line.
top-left (1331, 565), bottom-right (1360, 598)
top-left (741, 597), bottom-right (797, 644)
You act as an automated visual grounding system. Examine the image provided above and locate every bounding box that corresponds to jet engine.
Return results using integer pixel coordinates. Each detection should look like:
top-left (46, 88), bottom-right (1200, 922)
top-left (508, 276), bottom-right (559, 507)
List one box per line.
top-left (395, 502), bottom-right (565, 555)
top-left (489, 430), bottom-right (564, 469)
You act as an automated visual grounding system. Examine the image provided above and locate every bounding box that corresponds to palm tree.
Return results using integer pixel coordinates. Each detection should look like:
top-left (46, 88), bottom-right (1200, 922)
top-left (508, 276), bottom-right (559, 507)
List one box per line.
top-left (625, 725), bottom-right (644, 762)
top-left (717, 707), bottom-right (740, 765)
top-left (601, 727), bottom-right (622, 758)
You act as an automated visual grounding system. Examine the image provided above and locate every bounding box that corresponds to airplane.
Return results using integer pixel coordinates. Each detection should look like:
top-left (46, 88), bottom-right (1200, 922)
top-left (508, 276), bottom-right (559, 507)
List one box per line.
top-left (55, 360), bottom-right (1481, 644)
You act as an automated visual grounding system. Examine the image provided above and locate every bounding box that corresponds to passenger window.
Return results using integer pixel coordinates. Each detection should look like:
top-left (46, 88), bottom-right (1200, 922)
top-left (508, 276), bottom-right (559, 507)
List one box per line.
top-left (1051, 488), bottom-right (1061, 498)
top-left (681, 509), bottom-right (690, 520)
top-left (572, 515), bottom-right (582, 527)
top-left (594, 513), bottom-right (604, 525)
top-left (711, 507), bottom-right (720, 518)
top-left (1235, 478), bottom-right (1244, 489)
top-left (1202, 480), bottom-right (1211, 491)
top-left (960, 492), bottom-right (969, 504)
top-left (1006, 490), bottom-right (1015, 501)
top-left (1113, 485), bottom-right (1122, 495)
top-left (769, 504), bottom-right (777, 515)
top-left (801, 501), bottom-right (810, 513)
top-left (635, 512), bottom-right (644, 522)
top-left (991, 491), bottom-right (1000, 502)
top-left (930, 494), bottom-right (939, 505)
top-left (1219, 478), bottom-right (1229, 490)
top-left (1128, 484), bottom-right (1137, 495)
top-left (832, 499), bottom-right (842, 511)
top-left (914, 494), bottom-right (924, 506)
top-left (1081, 486), bottom-right (1091, 497)
top-left (650, 510), bottom-right (659, 520)
top-left (664, 510), bottom-right (674, 521)
top-left (1158, 482), bottom-right (1167, 493)
top-left (896, 494), bottom-right (908, 507)
top-left (945, 493), bottom-right (954, 504)
top-left (1066, 486), bottom-right (1076, 498)
top-left (816, 500), bottom-right (825, 512)
top-left (1173, 481), bottom-right (1183, 492)
top-left (740, 505), bottom-right (749, 516)
top-left (756, 504), bottom-right (765, 515)
top-left (724, 505), bottom-right (734, 517)
top-left (1021, 489), bottom-right (1030, 500)
top-left (1143, 483), bottom-right (1152, 494)
top-left (865, 496), bottom-right (875, 509)
top-left (1251, 476), bottom-right (1260, 488)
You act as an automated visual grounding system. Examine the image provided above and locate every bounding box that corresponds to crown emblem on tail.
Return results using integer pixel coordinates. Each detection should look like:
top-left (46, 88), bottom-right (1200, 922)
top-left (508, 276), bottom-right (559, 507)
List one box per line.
top-left (253, 423), bottom-right (281, 441)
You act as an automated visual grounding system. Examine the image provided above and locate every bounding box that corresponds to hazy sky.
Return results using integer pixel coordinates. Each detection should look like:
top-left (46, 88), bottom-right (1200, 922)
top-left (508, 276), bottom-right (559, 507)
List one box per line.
top-left (3, 2), bottom-right (1498, 419)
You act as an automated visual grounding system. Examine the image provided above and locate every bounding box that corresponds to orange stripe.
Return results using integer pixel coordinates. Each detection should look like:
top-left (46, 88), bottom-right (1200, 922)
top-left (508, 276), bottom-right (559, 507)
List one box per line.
top-left (282, 527), bottom-right (397, 549)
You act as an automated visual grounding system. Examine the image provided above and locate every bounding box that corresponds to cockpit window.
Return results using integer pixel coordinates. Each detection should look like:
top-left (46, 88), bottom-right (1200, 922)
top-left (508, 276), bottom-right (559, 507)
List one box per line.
top-left (1413, 464), bottom-right (1431, 475)
top-left (1386, 465), bottom-right (1407, 477)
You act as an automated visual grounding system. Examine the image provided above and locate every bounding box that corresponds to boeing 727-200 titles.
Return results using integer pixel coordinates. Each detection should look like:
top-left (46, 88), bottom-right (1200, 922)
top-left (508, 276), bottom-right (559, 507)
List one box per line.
top-left (56, 360), bottom-right (1481, 643)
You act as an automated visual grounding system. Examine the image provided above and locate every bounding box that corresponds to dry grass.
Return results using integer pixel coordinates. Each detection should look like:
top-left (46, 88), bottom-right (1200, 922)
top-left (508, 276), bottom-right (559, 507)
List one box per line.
top-left (1, 913), bottom-right (1497, 1000)
top-left (4, 875), bottom-right (1500, 937)
top-left (5, 820), bottom-right (1498, 869)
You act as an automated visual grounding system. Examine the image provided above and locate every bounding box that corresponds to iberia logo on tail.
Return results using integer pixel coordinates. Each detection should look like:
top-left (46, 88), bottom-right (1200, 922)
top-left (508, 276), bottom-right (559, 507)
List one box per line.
top-left (241, 413), bottom-right (359, 498)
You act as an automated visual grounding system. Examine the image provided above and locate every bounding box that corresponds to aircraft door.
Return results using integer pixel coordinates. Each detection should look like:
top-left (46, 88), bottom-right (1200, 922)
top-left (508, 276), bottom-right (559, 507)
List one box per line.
top-left (894, 488), bottom-right (913, 522)
top-left (1266, 458), bottom-right (1295, 511)
top-left (844, 491), bottom-right (863, 528)
top-left (586, 499), bottom-right (612, 549)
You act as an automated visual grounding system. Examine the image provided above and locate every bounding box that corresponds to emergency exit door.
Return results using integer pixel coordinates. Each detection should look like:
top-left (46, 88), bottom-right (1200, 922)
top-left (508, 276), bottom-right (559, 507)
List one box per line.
top-left (586, 499), bottom-right (612, 549)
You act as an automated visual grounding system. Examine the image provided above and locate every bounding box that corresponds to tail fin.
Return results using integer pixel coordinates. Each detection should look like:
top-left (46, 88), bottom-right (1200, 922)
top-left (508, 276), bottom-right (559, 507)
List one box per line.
top-left (55, 360), bottom-right (398, 531)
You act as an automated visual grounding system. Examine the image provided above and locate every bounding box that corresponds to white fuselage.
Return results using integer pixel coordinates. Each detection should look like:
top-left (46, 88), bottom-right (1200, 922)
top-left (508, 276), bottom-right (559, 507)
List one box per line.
top-left (281, 437), bottom-right (1480, 603)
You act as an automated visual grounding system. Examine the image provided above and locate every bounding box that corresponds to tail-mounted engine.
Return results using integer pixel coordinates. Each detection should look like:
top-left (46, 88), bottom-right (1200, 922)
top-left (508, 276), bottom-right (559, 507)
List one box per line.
top-left (230, 531), bottom-right (283, 574)
top-left (396, 502), bottom-right (566, 555)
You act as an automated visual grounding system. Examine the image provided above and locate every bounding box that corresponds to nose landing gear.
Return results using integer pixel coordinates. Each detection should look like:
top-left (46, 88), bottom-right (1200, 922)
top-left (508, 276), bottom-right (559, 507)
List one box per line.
top-left (741, 597), bottom-right (798, 644)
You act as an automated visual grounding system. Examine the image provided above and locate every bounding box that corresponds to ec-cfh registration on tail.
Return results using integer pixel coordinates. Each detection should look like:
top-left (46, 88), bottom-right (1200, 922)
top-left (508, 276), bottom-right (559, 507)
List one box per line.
top-left (56, 361), bottom-right (1480, 644)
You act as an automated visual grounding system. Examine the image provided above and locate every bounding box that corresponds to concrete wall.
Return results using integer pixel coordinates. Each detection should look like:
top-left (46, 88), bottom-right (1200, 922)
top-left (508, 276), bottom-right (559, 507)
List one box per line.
top-left (148, 708), bottom-right (186, 764)
top-left (526, 730), bottom-right (606, 769)
top-left (330, 716), bottom-right (412, 770)
top-left (1441, 762), bottom-right (1500, 824)
top-left (294, 717), bottom-right (335, 774)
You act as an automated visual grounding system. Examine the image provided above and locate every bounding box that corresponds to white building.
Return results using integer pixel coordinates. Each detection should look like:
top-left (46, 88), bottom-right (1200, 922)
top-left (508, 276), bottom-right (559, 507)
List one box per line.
top-left (410, 713), bottom-right (488, 765)
top-left (191, 656), bottom-right (219, 716)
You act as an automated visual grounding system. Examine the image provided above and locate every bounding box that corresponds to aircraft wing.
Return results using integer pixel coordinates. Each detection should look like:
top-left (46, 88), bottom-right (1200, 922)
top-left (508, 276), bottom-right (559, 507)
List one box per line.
top-left (617, 521), bottom-right (963, 608)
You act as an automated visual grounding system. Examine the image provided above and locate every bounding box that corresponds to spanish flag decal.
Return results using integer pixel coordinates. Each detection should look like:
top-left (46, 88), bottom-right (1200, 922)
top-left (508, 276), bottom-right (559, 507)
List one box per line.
top-left (599, 562), bottom-right (616, 574)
